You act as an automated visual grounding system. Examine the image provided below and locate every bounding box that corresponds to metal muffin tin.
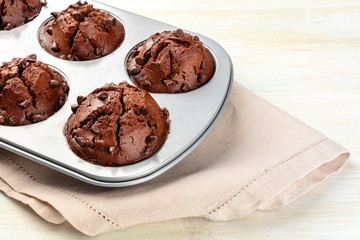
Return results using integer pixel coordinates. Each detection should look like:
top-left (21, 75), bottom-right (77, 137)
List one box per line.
top-left (0, 0), bottom-right (233, 187)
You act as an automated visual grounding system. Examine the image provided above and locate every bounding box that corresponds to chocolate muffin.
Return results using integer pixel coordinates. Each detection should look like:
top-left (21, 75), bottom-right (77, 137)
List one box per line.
top-left (126, 29), bottom-right (215, 93)
top-left (0, 55), bottom-right (69, 126)
top-left (0, 0), bottom-right (46, 30)
top-left (64, 83), bottom-right (170, 166)
top-left (39, 1), bottom-right (125, 61)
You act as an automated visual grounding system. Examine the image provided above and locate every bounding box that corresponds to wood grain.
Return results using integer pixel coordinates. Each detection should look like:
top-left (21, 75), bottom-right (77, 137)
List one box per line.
top-left (0, 0), bottom-right (359, 239)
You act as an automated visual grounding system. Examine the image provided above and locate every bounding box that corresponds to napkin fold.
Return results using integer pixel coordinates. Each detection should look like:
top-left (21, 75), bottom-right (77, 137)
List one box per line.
top-left (0, 83), bottom-right (350, 236)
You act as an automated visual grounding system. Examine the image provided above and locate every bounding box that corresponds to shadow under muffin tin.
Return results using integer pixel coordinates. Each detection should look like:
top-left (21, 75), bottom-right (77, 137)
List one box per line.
top-left (0, 0), bottom-right (233, 187)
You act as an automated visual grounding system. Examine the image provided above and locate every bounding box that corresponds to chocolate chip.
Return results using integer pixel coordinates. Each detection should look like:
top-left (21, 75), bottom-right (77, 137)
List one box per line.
top-left (108, 146), bottom-right (119, 156)
top-left (140, 107), bottom-right (149, 115)
top-left (46, 26), bottom-right (53, 35)
top-left (4, 23), bottom-right (14, 30)
top-left (142, 80), bottom-right (152, 87)
top-left (19, 59), bottom-right (27, 69)
top-left (62, 83), bottom-right (69, 94)
top-left (72, 11), bottom-right (82, 21)
top-left (71, 104), bottom-right (79, 113)
top-left (27, 58), bottom-right (36, 63)
top-left (105, 19), bottom-right (112, 27)
top-left (128, 67), bottom-right (141, 75)
top-left (27, 54), bottom-right (37, 60)
top-left (9, 116), bottom-right (19, 126)
top-left (49, 79), bottom-right (60, 88)
top-left (77, 95), bottom-right (85, 105)
top-left (112, 17), bottom-right (117, 26)
top-left (51, 12), bottom-right (59, 18)
top-left (200, 60), bottom-right (206, 69)
top-left (131, 50), bottom-right (139, 58)
top-left (146, 135), bottom-right (157, 144)
top-left (175, 29), bottom-right (184, 37)
top-left (144, 50), bottom-right (151, 60)
top-left (162, 108), bottom-right (169, 119)
top-left (0, 115), bottom-right (6, 125)
top-left (17, 100), bottom-right (31, 109)
top-left (97, 92), bottom-right (108, 101)
top-left (143, 146), bottom-right (150, 155)
top-left (74, 136), bottom-right (87, 147)
top-left (95, 47), bottom-right (103, 56)
top-left (33, 113), bottom-right (47, 123)
top-left (181, 84), bottom-right (190, 92)
top-left (193, 36), bottom-right (200, 41)
top-left (135, 57), bottom-right (145, 65)
top-left (197, 73), bottom-right (207, 84)
top-left (163, 79), bottom-right (176, 86)
top-left (89, 38), bottom-right (96, 46)
top-left (90, 125), bottom-right (100, 134)
top-left (77, 1), bottom-right (87, 6)
top-left (59, 96), bottom-right (66, 106)
top-left (40, 0), bottom-right (47, 6)
top-left (67, 55), bottom-right (75, 61)
top-left (51, 42), bottom-right (60, 52)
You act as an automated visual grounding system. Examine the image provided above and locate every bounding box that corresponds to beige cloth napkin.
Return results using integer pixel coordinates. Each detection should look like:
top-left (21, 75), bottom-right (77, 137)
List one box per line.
top-left (0, 83), bottom-right (349, 236)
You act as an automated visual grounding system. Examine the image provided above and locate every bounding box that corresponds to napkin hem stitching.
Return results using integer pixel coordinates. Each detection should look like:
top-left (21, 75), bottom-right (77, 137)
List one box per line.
top-left (206, 138), bottom-right (328, 216)
top-left (1, 152), bottom-right (121, 228)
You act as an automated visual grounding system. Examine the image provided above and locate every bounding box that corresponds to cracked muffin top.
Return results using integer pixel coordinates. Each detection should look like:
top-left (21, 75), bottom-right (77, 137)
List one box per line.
top-left (126, 29), bottom-right (215, 93)
top-left (0, 55), bottom-right (69, 126)
top-left (0, 0), bottom-right (46, 30)
top-left (38, 1), bottom-right (125, 61)
top-left (64, 82), bottom-right (170, 166)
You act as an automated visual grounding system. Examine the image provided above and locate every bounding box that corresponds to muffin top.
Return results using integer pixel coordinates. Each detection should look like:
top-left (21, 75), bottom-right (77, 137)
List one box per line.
top-left (0, 55), bottom-right (69, 126)
top-left (39, 1), bottom-right (125, 61)
top-left (0, 0), bottom-right (45, 30)
top-left (127, 29), bottom-right (215, 93)
top-left (64, 82), bottom-right (170, 166)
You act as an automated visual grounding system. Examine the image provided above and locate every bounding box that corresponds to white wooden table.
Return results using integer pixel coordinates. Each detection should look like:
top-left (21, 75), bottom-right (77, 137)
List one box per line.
top-left (1, 0), bottom-right (359, 239)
